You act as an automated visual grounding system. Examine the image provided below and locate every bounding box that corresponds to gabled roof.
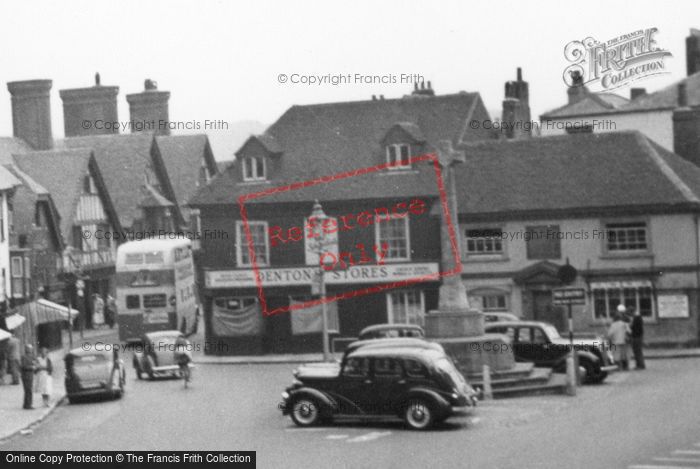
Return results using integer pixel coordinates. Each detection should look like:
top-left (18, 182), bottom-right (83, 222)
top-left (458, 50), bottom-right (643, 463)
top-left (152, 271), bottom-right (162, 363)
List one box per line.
top-left (452, 130), bottom-right (700, 219)
top-left (2, 163), bottom-right (63, 251)
top-left (0, 137), bottom-right (32, 165)
top-left (541, 91), bottom-right (629, 119)
top-left (56, 133), bottom-right (163, 228)
top-left (155, 134), bottom-right (218, 209)
top-left (139, 183), bottom-right (174, 208)
top-left (12, 149), bottom-right (120, 238)
top-left (384, 122), bottom-right (426, 143)
top-left (190, 92), bottom-right (492, 205)
top-left (619, 71), bottom-right (700, 111)
top-left (0, 164), bottom-right (21, 191)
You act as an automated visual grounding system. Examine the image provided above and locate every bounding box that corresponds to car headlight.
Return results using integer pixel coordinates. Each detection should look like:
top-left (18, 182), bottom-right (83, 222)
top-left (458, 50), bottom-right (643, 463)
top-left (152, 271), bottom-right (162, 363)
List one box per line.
top-left (281, 391), bottom-right (290, 401)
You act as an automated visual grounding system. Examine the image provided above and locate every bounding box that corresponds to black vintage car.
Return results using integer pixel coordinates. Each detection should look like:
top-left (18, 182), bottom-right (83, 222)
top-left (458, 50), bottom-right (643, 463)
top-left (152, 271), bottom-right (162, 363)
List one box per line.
top-left (279, 346), bottom-right (478, 430)
top-left (64, 348), bottom-right (125, 403)
top-left (484, 321), bottom-right (617, 383)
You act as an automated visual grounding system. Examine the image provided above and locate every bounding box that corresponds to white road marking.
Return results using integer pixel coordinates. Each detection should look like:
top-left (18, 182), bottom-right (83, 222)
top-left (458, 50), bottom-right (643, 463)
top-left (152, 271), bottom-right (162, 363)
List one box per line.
top-left (326, 435), bottom-right (349, 440)
top-left (629, 465), bottom-right (700, 469)
top-left (346, 431), bottom-right (392, 443)
top-left (674, 451), bottom-right (700, 456)
top-left (654, 458), bottom-right (700, 464)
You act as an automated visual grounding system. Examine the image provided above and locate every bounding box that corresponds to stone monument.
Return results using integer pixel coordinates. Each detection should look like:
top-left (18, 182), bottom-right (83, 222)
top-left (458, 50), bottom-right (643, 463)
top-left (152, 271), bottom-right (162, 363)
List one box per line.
top-left (424, 141), bottom-right (515, 375)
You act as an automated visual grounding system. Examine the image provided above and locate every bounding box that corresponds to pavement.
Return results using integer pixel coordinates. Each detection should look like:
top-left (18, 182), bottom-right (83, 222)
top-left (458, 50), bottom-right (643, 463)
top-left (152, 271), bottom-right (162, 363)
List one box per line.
top-left (1, 320), bottom-right (699, 443)
top-left (0, 327), bottom-right (115, 442)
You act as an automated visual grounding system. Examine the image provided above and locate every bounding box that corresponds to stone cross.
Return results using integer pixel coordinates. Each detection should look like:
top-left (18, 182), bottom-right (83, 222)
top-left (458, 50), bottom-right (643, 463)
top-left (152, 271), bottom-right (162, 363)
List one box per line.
top-left (435, 140), bottom-right (471, 312)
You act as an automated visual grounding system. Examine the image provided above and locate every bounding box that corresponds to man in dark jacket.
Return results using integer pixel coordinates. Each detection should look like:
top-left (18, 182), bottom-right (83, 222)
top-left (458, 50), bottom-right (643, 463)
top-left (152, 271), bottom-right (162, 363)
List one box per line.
top-left (630, 307), bottom-right (645, 370)
top-left (20, 344), bottom-right (37, 409)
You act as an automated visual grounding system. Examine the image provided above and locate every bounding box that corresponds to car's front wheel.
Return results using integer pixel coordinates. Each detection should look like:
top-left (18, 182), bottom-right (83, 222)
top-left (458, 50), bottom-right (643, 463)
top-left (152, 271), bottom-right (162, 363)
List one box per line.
top-left (404, 399), bottom-right (434, 430)
top-left (290, 397), bottom-right (321, 427)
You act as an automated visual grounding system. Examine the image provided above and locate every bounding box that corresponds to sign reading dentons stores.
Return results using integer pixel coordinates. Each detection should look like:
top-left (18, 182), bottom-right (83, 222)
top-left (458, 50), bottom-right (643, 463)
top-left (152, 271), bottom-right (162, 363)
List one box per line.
top-left (205, 263), bottom-right (440, 288)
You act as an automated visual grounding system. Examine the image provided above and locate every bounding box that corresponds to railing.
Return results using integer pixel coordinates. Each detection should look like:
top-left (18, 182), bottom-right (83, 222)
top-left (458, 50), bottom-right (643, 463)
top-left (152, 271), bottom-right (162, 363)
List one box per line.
top-left (63, 248), bottom-right (115, 272)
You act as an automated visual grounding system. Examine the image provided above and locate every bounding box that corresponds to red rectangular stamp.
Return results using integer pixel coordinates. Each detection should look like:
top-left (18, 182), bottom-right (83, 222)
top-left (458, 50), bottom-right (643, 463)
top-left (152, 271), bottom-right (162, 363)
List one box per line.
top-left (237, 153), bottom-right (461, 316)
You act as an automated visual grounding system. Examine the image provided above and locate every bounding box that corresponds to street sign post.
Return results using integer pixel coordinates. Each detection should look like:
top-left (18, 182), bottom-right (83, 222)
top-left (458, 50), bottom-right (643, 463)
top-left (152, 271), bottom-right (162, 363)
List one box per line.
top-left (552, 287), bottom-right (587, 386)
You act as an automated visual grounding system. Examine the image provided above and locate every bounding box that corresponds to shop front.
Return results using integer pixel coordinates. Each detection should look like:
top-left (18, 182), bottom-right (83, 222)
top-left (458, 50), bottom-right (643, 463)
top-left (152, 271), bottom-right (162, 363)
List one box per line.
top-left (202, 262), bottom-right (440, 355)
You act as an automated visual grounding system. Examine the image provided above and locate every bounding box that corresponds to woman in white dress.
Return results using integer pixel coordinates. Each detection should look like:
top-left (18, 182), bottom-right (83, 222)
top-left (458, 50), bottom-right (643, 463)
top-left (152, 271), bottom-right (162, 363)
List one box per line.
top-left (34, 347), bottom-right (53, 407)
top-left (93, 294), bottom-right (105, 328)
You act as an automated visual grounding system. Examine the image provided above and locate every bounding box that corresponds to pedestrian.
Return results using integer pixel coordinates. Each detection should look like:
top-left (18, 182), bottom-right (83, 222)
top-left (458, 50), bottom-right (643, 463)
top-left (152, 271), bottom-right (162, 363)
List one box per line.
top-left (34, 347), bottom-right (53, 407)
top-left (105, 294), bottom-right (116, 329)
top-left (7, 332), bottom-right (21, 385)
top-left (630, 307), bottom-right (646, 370)
top-left (93, 294), bottom-right (105, 328)
top-left (607, 306), bottom-right (631, 371)
top-left (0, 334), bottom-right (7, 385)
top-left (20, 344), bottom-right (37, 409)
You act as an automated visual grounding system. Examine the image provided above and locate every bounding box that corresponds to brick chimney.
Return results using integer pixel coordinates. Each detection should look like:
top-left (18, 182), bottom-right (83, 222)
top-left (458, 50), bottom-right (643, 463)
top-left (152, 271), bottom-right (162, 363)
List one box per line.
top-left (126, 79), bottom-right (171, 135)
top-left (59, 74), bottom-right (119, 137)
top-left (6, 79), bottom-right (53, 150)
top-left (673, 83), bottom-right (700, 166)
top-left (411, 80), bottom-right (435, 97)
top-left (686, 28), bottom-right (700, 77)
top-left (567, 70), bottom-right (587, 104)
top-left (501, 67), bottom-right (531, 139)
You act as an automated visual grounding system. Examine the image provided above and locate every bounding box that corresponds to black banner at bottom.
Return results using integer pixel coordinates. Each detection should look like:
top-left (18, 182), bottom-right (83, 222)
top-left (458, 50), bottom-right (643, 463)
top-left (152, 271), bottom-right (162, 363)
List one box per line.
top-left (2, 451), bottom-right (255, 468)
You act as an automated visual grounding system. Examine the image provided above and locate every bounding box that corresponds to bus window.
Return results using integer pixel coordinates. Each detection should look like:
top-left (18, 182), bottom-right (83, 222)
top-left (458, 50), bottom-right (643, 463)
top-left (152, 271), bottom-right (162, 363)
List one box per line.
top-left (125, 253), bottom-right (144, 265)
top-left (143, 294), bottom-right (167, 308)
top-left (126, 295), bottom-right (140, 309)
top-left (144, 251), bottom-right (164, 264)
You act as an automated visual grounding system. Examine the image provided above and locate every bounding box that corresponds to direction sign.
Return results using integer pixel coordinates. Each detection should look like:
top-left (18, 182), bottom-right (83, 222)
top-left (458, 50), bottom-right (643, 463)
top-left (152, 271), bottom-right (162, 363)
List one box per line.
top-left (552, 288), bottom-right (586, 305)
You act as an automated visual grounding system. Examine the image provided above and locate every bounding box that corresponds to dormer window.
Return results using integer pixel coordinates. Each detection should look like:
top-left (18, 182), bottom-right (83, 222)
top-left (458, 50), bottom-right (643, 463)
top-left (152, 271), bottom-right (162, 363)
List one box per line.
top-left (242, 156), bottom-right (266, 181)
top-left (386, 143), bottom-right (411, 169)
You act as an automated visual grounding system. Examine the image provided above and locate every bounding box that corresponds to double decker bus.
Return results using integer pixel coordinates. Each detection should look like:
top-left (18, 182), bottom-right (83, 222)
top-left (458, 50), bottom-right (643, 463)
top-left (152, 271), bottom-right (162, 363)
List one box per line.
top-left (116, 238), bottom-right (198, 342)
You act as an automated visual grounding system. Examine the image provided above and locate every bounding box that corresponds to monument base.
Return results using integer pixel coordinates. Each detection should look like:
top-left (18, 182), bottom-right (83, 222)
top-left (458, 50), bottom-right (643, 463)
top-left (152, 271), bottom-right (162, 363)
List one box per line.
top-left (425, 308), bottom-right (514, 375)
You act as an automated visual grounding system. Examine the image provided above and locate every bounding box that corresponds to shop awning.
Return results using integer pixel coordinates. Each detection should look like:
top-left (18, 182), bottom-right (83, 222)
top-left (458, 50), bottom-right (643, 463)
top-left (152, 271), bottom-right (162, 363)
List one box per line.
top-left (35, 299), bottom-right (79, 322)
top-left (4, 313), bottom-right (26, 330)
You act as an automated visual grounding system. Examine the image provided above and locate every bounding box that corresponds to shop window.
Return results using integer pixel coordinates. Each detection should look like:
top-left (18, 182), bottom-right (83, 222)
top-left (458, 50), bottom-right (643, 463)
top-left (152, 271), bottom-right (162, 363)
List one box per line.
top-left (387, 290), bottom-right (425, 326)
top-left (464, 228), bottom-right (504, 256)
top-left (386, 143), bottom-right (411, 169)
top-left (376, 215), bottom-right (410, 261)
top-left (592, 283), bottom-right (654, 320)
top-left (482, 294), bottom-right (507, 311)
top-left (236, 221), bottom-right (269, 266)
top-left (526, 225), bottom-right (561, 260)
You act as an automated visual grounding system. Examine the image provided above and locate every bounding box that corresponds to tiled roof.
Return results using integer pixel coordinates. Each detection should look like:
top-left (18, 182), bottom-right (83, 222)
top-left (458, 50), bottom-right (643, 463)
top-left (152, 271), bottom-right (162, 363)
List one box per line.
top-left (12, 149), bottom-right (93, 238)
top-left (156, 134), bottom-right (218, 209)
top-left (619, 71), bottom-right (700, 111)
top-left (139, 183), bottom-right (174, 208)
top-left (0, 137), bottom-right (32, 165)
top-left (190, 92), bottom-right (492, 205)
top-left (56, 133), bottom-right (158, 228)
top-left (0, 164), bottom-right (21, 191)
top-left (3, 163), bottom-right (63, 250)
top-left (541, 91), bottom-right (629, 118)
top-left (452, 131), bottom-right (700, 218)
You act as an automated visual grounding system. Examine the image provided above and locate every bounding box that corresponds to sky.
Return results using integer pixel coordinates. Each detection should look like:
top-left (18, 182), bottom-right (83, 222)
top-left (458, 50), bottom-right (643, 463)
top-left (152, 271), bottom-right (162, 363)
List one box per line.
top-left (0, 0), bottom-right (699, 160)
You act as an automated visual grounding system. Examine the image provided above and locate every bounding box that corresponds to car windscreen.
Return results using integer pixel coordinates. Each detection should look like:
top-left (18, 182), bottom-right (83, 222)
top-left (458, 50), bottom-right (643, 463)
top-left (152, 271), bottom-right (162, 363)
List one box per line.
top-left (434, 357), bottom-right (466, 388)
top-left (543, 324), bottom-right (561, 339)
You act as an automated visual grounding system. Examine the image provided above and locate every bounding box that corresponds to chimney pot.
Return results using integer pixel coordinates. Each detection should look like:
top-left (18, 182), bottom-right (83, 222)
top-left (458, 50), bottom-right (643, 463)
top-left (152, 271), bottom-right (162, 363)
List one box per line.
top-left (126, 79), bottom-right (171, 135)
top-left (371, 95), bottom-right (376, 101)
top-left (686, 28), bottom-right (700, 77)
top-left (630, 87), bottom-right (646, 100)
top-left (427, 81), bottom-right (432, 89)
top-left (60, 82), bottom-right (119, 136)
top-left (380, 95), bottom-right (384, 100)
top-left (517, 67), bottom-right (522, 81)
top-left (95, 72), bottom-right (101, 86)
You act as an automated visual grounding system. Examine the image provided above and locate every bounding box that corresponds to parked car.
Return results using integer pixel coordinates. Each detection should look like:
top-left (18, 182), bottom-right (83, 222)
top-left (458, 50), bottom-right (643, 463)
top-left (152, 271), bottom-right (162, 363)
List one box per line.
top-left (296, 337), bottom-right (445, 374)
top-left (358, 324), bottom-right (425, 340)
top-left (481, 312), bottom-right (520, 323)
top-left (484, 321), bottom-right (617, 383)
top-left (64, 348), bottom-right (125, 403)
top-left (279, 346), bottom-right (478, 430)
top-left (133, 330), bottom-right (190, 380)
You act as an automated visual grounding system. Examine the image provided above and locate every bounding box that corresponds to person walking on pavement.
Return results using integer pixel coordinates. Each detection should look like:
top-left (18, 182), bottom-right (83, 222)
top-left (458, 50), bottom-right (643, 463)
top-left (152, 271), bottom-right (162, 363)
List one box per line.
top-left (607, 305), bottom-right (631, 371)
top-left (630, 307), bottom-right (646, 370)
top-left (7, 333), bottom-right (21, 385)
top-left (34, 347), bottom-right (53, 407)
top-left (20, 344), bottom-right (37, 409)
